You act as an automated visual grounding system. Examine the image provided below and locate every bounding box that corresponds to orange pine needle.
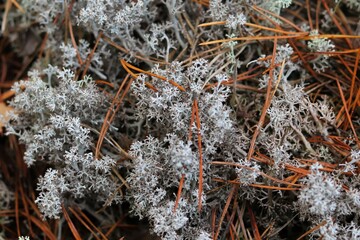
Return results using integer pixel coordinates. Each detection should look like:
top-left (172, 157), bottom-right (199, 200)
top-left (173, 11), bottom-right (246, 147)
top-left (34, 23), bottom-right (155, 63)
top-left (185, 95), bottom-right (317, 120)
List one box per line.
top-left (198, 21), bottom-right (226, 27)
top-left (173, 174), bottom-right (185, 213)
top-left (95, 80), bottom-right (115, 88)
top-left (120, 59), bottom-right (138, 79)
top-left (285, 165), bottom-right (310, 175)
top-left (124, 60), bottom-right (186, 91)
top-left (119, 59), bottom-right (162, 92)
top-left (0, 90), bottom-right (15, 102)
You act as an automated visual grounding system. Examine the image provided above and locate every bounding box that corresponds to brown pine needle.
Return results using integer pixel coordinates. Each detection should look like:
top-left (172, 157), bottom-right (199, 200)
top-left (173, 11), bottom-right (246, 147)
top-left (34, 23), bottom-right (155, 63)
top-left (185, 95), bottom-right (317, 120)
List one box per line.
top-left (3, 0), bottom-right (360, 239)
top-left (285, 164), bottom-right (310, 175)
top-left (95, 74), bottom-right (132, 159)
top-left (1, 0), bottom-right (12, 33)
top-left (211, 208), bottom-right (216, 239)
top-left (198, 21), bottom-right (226, 27)
top-left (296, 220), bottom-right (327, 240)
top-left (248, 207), bottom-right (261, 240)
top-left (347, 49), bottom-right (360, 112)
top-left (62, 204), bottom-right (82, 240)
top-left (271, 60), bottom-right (284, 99)
top-left (123, 60), bottom-right (186, 91)
top-left (95, 80), bottom-right (115, 88)
top-left (19, 184), bottom-right (33, 235)
top-left (248, 184), bottom-right (300, 191)
top-left (198, 21), bottom-right (301, 35)
top-left (10, 0), bottom-right (25, 13)
top-left (214, 177), bottom-right (301, 191)
top-left (81, 32), bottom-right (103, 79)
top-left (251, 5), bottom-right (303, 31)
top-left (210, 161), bottom-right (302, 187)
top-left (119, 59), bottom-right (158, 91)
top-left (120, 59), bottom-right (138, 79)
top-left (200, 33), bottom-right (307, 46)
top-left (200, 32), bottom-right (360, 46)
top-left (173, 174), bottom-right (185, 213)
top-left (325, 48), bottom-right (360, 54)
top-left (247, 40), bottom-right (281, 161)
top-left (68, 19), bottom-right (83, 66)
top-left (188, 100), bottom-right (196, 141)
top-left (192, 0), bottom-right (209, 7)
top-left (335, 77), bottom-right (360, 148)
top-left (301, 34), bottom-right (360, 40)
top-left (68, 208), bottom-right (102, 240)
top-left (19, 212), bottom-right (56, 240)
top-left (214, 185), bottom-right (237, 240)
top-left (245, 22), bottom-right (302, 35)
top-left (69, 207), bottom-right (108, 240)
top-left (15, 186), bottom-right (20, 236)
top-left (194, 99), bottom-right (204, 212)
top-left (321, 0), bottom-right (352, 48)
top-left (0, 90), bottom-right (15, 102)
